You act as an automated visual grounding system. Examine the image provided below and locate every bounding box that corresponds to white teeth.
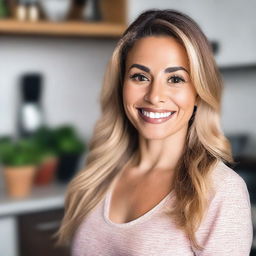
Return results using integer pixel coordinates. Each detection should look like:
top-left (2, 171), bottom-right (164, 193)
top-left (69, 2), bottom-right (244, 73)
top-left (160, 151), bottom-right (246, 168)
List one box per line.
top-left (141, 109), bottom-right (173, 119)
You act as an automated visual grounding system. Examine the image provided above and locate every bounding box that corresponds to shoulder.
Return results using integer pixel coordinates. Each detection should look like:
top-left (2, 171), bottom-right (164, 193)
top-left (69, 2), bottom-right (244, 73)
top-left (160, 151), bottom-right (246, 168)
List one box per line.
top-left (208, 160), bottom-right (251, 208)
top-left (193, 161), bottom-right (253, 255)
top-left (210, 160), bottom-right (248, 192)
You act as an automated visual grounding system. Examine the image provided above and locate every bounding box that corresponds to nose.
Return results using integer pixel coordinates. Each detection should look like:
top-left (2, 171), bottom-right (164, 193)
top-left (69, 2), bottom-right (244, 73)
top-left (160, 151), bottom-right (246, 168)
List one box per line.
top-left (144, 80), bottom-right (168, 104)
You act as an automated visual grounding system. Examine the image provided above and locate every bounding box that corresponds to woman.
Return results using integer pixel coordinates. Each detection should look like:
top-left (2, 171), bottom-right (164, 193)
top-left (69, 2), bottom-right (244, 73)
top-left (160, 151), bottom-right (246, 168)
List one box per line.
top-left (56, 9), bottom-right (253, 255)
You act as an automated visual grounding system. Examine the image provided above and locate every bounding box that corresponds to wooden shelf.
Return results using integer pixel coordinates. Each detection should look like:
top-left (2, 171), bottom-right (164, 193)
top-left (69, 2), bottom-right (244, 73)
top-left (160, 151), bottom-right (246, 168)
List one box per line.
top-left (0, 0), bottom-right (127, 38)
top-left (0, 19), bottom-right (127, 38)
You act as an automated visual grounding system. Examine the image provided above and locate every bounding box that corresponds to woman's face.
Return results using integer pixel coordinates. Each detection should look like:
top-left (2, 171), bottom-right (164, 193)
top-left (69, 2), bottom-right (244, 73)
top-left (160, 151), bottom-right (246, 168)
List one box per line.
top-left (122, 36), bottom-right (197, 140)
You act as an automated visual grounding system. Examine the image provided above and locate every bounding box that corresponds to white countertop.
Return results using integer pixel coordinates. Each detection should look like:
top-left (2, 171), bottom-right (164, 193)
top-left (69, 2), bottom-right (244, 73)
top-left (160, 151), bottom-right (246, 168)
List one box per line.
top-left (0, 183), bottom-right (67, 216)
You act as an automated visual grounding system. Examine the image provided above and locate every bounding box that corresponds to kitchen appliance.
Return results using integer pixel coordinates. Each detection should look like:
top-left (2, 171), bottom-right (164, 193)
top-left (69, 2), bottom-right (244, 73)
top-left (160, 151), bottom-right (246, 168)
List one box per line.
top-left (18, 73), bottom-right (44, 137)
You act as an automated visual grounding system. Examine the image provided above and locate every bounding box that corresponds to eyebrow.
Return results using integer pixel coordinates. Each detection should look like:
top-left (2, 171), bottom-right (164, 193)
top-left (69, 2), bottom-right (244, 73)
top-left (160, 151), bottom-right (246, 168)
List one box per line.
top-left (128, 63), bottom-right (189, 74)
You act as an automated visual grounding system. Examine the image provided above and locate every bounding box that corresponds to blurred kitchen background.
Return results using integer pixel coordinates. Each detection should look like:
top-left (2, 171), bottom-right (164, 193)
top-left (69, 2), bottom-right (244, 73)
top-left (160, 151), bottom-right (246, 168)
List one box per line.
top-left (0, 0), bottom-right (255, 255)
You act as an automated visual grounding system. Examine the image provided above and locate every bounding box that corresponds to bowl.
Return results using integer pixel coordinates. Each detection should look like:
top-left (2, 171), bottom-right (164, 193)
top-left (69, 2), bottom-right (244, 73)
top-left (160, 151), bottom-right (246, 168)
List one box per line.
top-left (39, 0), bottom-right (71, 22)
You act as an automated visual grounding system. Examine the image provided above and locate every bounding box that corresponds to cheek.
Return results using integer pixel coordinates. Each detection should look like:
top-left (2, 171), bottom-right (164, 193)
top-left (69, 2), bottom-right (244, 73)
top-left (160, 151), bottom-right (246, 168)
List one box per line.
top-left (122, 84), bottom-right (135, 119)
top-left (122, 84), bottom-right (141, 127)
top-left (123, 83), bottom-right (140, 105)
top-left (122, 84), bottom-right (130, 104)
top-left (174, 89), bottom-right (196, 110)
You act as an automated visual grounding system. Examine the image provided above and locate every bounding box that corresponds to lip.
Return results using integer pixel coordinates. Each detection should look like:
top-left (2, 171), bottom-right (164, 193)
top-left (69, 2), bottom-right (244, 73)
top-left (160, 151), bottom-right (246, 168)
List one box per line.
top-left (137, 107), bottom-right (174, 113)
top-left (137, 108), bottom-right (176, 124)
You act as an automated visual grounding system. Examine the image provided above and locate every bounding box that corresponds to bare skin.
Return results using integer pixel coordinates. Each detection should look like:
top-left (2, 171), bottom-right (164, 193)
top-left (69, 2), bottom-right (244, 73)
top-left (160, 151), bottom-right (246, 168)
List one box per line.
top-left (108, 36), bottom-right (197, 224)
top-left (109, 156), bottom-right (176, 223)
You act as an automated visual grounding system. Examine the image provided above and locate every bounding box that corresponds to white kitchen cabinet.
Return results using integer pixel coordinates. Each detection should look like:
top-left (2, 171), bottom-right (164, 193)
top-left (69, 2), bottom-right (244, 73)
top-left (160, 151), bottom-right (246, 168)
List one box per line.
top-left (128, 0), bottom-right (256, 67)
top-left (0, 216), bottom-right (18, 256)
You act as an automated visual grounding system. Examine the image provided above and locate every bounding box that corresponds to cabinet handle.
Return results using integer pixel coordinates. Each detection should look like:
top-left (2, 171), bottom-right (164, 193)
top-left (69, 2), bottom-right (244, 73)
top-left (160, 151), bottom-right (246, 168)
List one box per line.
top-left (35, 220), bottom-right (61, 232)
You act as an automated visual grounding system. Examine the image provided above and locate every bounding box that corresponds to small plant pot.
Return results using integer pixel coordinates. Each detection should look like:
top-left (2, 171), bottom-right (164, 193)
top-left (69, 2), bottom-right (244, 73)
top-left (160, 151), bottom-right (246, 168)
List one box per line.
top-left (56, 153), bottom-right (81, 183)
top-left (3, 166), bottom-right (36, 198)
top-left (34, 157), bottom-right (58, 186)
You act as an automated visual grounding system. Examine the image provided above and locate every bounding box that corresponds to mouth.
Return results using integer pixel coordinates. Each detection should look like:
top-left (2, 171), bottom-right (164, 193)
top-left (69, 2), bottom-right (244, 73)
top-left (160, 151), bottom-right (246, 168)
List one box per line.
top-left (137, 108), bottom-right (176, 124)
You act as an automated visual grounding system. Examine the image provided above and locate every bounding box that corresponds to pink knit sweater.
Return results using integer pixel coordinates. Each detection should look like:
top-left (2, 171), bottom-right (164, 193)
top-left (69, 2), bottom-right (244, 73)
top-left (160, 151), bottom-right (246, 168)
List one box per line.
top-left (71, 162), bottom-right (253, 255)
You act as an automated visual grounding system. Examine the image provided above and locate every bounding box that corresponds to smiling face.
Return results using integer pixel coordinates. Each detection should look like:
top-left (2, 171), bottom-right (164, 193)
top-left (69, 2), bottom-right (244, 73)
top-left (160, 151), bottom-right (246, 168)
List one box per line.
top-left (122, 36), bottom-right (197, 140)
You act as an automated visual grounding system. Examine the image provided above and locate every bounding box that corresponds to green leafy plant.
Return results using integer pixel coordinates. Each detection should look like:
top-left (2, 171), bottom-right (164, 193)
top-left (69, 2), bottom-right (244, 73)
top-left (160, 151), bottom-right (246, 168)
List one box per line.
top-left (0, 0), bottom-right (8, 18)
top-left (0, 136), bottom-right (41, 167)
top-left (33, 126), bottom-right (58, 162)
top-left (0, 125), bottom-right (86, 167)
top-left (53, 125), bottom-right (85, 155)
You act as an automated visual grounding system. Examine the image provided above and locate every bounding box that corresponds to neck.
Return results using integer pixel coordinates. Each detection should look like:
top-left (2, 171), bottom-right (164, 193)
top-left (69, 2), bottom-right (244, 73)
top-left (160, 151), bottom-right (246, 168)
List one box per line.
top-left (134, 125), bottom-right (188, 175)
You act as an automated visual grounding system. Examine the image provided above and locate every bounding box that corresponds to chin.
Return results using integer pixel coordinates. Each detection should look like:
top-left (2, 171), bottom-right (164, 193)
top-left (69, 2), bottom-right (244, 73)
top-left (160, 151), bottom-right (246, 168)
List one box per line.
top-left (138, 129), bottom-right (172, 140)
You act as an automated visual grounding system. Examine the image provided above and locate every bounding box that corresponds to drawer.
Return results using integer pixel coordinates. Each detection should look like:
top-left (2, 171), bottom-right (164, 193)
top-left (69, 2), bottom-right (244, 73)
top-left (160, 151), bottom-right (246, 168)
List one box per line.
top-left (18, 208), bottom-right (70, 256)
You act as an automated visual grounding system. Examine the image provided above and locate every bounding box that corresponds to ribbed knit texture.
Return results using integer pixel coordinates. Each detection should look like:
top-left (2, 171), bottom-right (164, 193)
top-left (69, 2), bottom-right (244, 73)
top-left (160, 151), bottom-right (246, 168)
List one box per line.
top-left (71, 162), bottom-right (253, 256)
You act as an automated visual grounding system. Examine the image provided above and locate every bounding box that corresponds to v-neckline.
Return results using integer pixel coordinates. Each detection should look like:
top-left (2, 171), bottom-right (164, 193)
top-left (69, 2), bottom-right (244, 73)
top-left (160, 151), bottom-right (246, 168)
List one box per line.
top-left (103, 184), bottom-right (175, 228)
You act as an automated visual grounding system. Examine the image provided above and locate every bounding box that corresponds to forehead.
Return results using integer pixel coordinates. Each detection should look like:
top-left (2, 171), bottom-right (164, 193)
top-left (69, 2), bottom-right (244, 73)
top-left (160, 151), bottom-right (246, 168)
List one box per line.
top-left (125, 36), bottom-right (189, 70)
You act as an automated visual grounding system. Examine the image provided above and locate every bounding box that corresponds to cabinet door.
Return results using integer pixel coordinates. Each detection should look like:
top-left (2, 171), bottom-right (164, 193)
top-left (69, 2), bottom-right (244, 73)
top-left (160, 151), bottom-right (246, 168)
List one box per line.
top-left (0, 216), bottom-right (18, 256)
top-left (18, 208), bottom-right (70, 256)
top-left (128, 0), bottom-right (256, 67)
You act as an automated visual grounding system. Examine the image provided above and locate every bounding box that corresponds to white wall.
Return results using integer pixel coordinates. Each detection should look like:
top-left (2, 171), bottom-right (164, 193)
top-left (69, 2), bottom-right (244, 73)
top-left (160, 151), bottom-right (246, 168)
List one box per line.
top-left (222, 69), bottom-right (256, 135)
top-left (221, 68), bottom-right (256, 155)
top-left (128, 0), bottom-right (256, 67)
top-left (0, 0), bottom-right (255, 151)
top-left (128, 0), bottom-right (256, 155)
top-left (0, 37), bottom-right (117, 140)
top-left (0, 36), bottom-right (256, 155)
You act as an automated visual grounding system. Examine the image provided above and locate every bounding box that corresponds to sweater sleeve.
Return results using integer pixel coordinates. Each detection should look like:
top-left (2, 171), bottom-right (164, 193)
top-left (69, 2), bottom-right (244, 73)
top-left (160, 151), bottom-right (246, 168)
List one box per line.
top-left (192, 172), bottom-right (253, 256)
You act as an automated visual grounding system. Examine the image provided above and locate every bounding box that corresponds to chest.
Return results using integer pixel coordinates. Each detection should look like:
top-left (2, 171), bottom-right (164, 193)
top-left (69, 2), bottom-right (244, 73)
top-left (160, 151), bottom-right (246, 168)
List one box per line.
top-left (73, 206), bottom-right (194, 256)
top-left (108, 170), bottom-right (174, 224)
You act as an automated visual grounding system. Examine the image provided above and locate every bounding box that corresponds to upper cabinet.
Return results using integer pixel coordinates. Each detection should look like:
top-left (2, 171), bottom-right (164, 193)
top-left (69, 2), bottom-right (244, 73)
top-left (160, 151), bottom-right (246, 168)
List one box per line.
top-left (127, 0), bottom-right (256, 68)
top-left (0, 0), bottom-right (127, 38)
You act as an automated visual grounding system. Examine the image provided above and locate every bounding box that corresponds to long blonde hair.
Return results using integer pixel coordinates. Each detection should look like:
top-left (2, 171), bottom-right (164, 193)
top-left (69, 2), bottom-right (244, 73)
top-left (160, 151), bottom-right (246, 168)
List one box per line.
top-left (55, 9), bottom-right (233, 251)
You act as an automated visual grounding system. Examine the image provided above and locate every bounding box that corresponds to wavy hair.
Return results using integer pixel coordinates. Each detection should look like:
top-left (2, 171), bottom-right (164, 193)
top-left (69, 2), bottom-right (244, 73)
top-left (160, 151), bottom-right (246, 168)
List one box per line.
top-left (55, 9), bottom-right (233, 251)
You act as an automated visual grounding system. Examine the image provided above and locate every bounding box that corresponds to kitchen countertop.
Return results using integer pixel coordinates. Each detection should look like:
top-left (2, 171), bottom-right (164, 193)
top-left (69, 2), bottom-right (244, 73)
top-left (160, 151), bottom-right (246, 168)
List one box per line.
top-left (0, 183), bottom-right (67, 216)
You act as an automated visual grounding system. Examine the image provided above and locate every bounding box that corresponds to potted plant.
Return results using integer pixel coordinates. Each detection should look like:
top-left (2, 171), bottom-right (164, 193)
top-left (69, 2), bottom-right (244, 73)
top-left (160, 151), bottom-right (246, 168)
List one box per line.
top-left (34, 148), bottom-right (58, 186)
top-left (53, 125), bottom-right (86, 183)
top-left (0, 136), bottom-right (41, 198)
top-left (32, 127), bottom-right (59, 186)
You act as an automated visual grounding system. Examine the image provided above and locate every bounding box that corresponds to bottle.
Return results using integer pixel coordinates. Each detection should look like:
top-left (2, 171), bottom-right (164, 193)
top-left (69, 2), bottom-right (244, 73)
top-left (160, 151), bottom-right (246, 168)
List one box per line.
top-left (82, 0), bottom-right (102, 22)
top-left (69, 0), bottom-right (86, 20)
top-left (18, 73), bottom-right (44, 137)
top-left (16, 0), bottom-right (27, 21)
top-left (27, 0), bottom-right (39, 22)
top-left (16, 5), bottom-right (26, 21)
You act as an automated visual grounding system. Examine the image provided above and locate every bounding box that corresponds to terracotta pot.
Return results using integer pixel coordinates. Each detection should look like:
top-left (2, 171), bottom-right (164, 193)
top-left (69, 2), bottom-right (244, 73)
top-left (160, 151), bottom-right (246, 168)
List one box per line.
top-left (3, 166), bottom-right (36, 198)
top-left (34, 157), bottom-right (58, 186)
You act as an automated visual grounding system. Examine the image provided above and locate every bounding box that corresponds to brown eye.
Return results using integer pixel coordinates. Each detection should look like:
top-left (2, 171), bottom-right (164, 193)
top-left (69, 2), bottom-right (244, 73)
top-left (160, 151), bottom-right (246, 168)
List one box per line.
top-left (168, 75), bottom-right (185, 83)
top-left (130, 73), bottom-right (149, 82)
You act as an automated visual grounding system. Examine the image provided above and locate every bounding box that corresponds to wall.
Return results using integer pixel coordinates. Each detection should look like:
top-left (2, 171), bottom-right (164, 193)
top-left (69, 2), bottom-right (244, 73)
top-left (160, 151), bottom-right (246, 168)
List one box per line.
top-left (1, 0), bottom-right (256, 154)
top-left (0, 36), bottom-right (256, 156)
top-left (127, 0), bottom-right (256, 155)
top-left (128, 0), bottom-right (256, 67)
top-left (221, 68), bottom-right (256, 155)
top-left (0, 36), bottom-right (117, 140)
